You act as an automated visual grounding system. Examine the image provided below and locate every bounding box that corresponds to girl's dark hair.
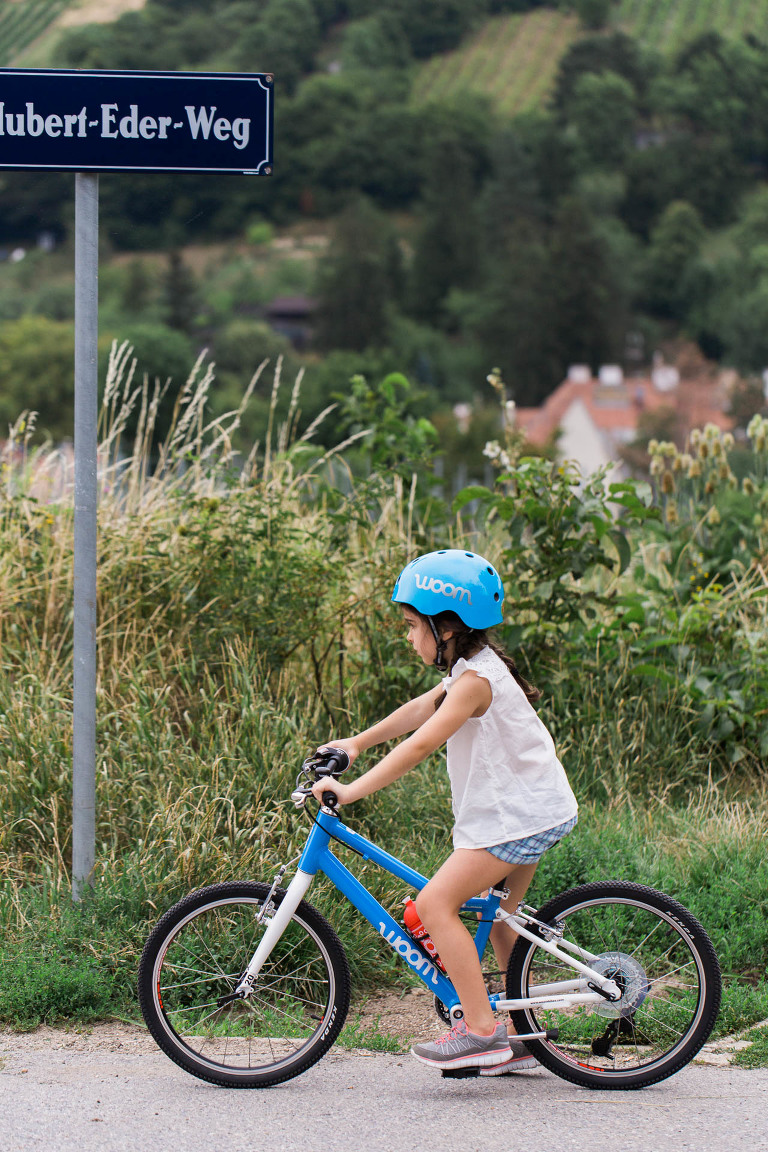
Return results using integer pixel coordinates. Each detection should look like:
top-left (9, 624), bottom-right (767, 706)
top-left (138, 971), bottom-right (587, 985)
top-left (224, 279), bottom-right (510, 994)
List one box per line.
top-left (406, 606), bottom-right (541, 706)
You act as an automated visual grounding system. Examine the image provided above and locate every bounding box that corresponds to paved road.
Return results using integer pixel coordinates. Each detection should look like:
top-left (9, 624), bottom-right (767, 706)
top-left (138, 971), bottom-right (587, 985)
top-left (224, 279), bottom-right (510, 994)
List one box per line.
top-left (1, 1040), bottom-right (766, 1152)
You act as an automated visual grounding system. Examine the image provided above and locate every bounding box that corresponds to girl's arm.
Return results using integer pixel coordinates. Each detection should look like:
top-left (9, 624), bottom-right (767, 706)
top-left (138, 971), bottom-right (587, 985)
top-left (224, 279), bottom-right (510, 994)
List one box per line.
top-left (319, 681), bottom-right (446, 765)
top-left (312, 671), bottom-right (491, 806)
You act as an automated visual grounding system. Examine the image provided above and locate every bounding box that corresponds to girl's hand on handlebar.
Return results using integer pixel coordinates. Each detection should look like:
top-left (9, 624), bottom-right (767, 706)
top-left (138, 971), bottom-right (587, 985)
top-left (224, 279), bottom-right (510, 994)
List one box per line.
top-left (311, 777), bottom-right (353, 806)
top-left (317, 738), bottom-right (360, 766)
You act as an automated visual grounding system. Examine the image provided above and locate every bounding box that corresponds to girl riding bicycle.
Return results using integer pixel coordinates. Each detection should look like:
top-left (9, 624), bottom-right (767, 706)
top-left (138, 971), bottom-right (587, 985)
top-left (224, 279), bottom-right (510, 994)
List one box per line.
top-left (311, 549), bottom-right (578, 1074)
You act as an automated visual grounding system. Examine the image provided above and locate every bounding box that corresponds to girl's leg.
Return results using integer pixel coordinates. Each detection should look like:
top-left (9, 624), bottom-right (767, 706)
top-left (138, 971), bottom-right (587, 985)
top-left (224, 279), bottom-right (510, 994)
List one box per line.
top-left (484, 862), bottom-right (538, 1040)
top-left (415, 848), bottom-right (514, 1036)
top-left (488, 861), bottom-right (539, 974)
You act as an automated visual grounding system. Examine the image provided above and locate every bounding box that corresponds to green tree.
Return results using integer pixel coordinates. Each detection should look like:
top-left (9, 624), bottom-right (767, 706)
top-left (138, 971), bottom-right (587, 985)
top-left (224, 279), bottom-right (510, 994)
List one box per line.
top-left (212, 318), bottom-right (294, 393)
top-left (114, 323), bottom-right (196, 443)
top-left (468, 223), bottom-right (558, 405)
top-left (548, 196), bottom-right (627, 374)
top-left (341, 13), bottom-right (412, 71)
top-left (388, 0), bottom-right (486, 57)
top-left (662, 33), bottom-right (768, 164)
top-left (642, 200), bottom-right (705, 320)
top-left (574, 0), bottom-right (612, 31)
top-left (409, 122), bottom-right (486, 324)
top-left (0, 173), bottom-right (70, 246)
top-left (282, 73), bottom-right (424, 211)
top-left (313, 197), bottom-right (402, 352)
top-left (163, 252), bottom-right (200, 336)
top-left (719, 285), bottom-right (768, 372)
top-left (568, 71), bottom-right (637, 169)
top-left (693, 188), bottom-right (768, 369)
top-left (553, 31), bottom-right (648, 115)
top-left (464, 130), bottom-right (560, 404)
top-left (230, 0), bottom-right (321, 93)
top-left (0, 316), bottom-right (76, 442)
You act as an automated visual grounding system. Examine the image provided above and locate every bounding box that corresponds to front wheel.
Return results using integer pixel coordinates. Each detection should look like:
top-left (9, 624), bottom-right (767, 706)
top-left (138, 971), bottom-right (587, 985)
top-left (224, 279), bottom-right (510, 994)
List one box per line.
top-left (506, 881), bottom-right (721, 1090)
top-left (138, 881), bottom-right (351, 1088)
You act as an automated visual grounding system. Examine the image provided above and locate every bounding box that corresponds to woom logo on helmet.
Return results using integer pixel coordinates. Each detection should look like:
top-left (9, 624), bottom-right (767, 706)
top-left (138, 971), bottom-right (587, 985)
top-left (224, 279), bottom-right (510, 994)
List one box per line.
top-left (414, 575), bottom-right (472, 604)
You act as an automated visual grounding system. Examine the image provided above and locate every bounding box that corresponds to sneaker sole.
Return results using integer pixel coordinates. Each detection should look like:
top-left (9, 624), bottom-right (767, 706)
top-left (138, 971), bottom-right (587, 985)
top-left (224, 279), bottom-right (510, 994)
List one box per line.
top-left (410, 1046), bottom-right (512, 1071)
top-left (479, 1056), bottom-right (538, 1076)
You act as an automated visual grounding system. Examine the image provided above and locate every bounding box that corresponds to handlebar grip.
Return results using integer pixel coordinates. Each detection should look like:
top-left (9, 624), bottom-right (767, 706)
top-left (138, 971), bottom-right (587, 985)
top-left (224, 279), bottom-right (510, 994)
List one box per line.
top-left (322, 791), bottom-right (339, 809)
top-left (319, 747), bottom-right (350, 774)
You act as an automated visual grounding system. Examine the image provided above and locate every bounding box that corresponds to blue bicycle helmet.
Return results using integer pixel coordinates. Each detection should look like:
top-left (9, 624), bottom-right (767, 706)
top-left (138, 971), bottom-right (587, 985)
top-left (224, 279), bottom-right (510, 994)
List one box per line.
top-left (391, 549), bottom-right (504, 629)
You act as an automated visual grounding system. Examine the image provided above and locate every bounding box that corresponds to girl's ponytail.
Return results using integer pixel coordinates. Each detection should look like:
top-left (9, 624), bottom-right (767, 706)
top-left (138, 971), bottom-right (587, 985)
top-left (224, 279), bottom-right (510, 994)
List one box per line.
top-left (485, 641), bottom-right (541, 705)
top-left (427, 609), bottom-right (542, 707)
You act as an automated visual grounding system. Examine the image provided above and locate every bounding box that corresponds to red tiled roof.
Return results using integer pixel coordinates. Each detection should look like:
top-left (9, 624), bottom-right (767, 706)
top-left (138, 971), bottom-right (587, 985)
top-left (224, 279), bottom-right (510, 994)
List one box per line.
top-left (515, 374), bottom-right (732, 448)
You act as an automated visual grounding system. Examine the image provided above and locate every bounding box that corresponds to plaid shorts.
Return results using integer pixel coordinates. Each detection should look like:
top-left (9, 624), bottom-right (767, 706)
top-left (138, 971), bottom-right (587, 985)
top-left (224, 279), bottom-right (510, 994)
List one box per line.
top-left (485, 815), bottom-right (578, 865)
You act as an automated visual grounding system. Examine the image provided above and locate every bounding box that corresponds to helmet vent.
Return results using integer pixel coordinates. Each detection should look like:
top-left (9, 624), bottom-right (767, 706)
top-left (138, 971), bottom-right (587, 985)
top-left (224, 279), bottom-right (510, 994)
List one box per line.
top-left (494, 593), bottom-right (500, 601)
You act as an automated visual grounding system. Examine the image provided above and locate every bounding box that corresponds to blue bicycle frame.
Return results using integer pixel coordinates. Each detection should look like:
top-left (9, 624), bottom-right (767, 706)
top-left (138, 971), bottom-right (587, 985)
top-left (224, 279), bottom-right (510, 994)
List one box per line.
top-left (304, 808), bottom-right (495, 1011)
top-left (234, 808), bottom-right (489, 1012)
top-left (235, 807), bottom-right (621, 1016)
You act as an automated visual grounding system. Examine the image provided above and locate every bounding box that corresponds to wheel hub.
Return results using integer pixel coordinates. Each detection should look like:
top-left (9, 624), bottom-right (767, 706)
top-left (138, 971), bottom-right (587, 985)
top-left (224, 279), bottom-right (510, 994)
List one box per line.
top-left (590, 952), bottom-right (649, 1019)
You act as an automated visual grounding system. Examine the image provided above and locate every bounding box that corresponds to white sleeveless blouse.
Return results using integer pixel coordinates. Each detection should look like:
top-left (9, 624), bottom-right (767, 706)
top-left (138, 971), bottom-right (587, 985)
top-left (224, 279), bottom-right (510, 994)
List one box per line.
top-left (443, 647), bottom-right (578, 850)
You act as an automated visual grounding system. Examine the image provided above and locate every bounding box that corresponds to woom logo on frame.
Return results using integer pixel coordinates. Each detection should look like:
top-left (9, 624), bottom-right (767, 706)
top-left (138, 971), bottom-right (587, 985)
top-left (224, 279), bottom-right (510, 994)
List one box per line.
top-left (414, 575), bottom-right (473, 605)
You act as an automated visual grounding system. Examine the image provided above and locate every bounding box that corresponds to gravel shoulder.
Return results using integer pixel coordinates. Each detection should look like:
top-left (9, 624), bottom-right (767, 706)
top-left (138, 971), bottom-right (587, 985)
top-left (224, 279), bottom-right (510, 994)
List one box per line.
top-left (0, 985), bottom-right (762, 1065)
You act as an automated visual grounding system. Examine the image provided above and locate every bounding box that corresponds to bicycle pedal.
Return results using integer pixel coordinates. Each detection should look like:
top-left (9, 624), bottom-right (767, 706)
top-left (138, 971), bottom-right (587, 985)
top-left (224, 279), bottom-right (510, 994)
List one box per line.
top-left (441, 1066), bottom-right (480, 1079)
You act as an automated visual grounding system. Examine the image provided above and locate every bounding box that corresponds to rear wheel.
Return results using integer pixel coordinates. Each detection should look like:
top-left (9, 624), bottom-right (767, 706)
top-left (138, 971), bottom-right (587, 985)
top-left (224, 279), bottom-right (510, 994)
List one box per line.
top-left (506, 881), bottom-right (721, 1089)
top-left (138, 881), bottom-right (351, 1088)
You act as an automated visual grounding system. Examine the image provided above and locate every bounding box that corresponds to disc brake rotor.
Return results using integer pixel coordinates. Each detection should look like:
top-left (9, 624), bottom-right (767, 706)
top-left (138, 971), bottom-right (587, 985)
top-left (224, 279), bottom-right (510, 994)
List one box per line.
top-left (589, 952), bottom-right (649, 1019)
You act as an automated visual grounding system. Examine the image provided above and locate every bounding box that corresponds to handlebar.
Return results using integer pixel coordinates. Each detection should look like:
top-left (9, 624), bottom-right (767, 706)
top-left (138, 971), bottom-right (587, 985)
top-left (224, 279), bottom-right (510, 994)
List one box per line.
top-left (290, 746), bottom-right (350, 811)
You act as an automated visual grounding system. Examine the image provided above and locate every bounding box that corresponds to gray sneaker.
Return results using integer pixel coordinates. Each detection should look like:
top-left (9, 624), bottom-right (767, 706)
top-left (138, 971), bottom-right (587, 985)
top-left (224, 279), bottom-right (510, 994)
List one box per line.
top-left (479, 1038), bottom-right (538, 1075)
top-left (411, 1021), bottom-right (511, 1070)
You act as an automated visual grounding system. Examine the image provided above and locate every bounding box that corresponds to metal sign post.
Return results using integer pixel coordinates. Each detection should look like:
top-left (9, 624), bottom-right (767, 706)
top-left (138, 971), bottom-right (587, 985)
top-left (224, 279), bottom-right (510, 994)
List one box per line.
top-left (0, 68), bottom-right (273, 900)
top-left (72, 172), bottom-right (98, 900)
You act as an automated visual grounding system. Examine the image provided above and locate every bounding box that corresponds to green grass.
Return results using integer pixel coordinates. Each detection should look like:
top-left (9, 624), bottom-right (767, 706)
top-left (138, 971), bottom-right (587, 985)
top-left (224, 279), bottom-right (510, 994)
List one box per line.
top-left (336, 1016), bottom-right (405, 1053)
top-left (733, 1024), bottom-right (768, 1068)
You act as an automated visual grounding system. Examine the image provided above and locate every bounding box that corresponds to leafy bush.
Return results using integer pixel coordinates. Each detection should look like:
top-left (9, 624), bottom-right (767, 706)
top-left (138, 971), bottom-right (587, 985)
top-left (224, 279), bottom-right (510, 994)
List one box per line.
top-left (449, 375), bottom-right (768, 772)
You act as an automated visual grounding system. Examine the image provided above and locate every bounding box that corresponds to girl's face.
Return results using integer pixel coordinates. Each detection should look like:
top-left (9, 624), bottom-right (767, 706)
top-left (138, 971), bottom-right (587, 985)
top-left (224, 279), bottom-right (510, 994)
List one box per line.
top-left (402, 607), bottom-right (450, 666)
top-left (402, 608), bottom-right (436, 665)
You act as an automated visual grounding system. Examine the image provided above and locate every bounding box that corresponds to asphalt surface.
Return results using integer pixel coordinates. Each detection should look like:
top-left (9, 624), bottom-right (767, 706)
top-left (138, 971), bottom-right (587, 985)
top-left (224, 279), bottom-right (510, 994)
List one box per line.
top-left (1, 1043), bottom-right (767, 1152)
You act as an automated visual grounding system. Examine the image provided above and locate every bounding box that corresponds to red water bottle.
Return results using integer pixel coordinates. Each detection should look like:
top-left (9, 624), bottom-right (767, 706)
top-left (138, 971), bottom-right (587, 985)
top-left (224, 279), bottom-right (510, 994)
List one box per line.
top-left (402, 897), bottom-right (447, 973)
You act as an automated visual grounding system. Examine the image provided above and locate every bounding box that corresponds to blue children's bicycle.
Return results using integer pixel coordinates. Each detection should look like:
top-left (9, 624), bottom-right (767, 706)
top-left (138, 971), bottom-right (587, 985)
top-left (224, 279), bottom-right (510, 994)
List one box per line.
top-left (138, 749), bottom-right (721, 1090)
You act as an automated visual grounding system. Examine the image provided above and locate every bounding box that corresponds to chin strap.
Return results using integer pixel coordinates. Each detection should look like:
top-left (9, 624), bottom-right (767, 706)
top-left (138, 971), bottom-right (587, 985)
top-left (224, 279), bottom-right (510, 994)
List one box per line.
top-left (426, 616), bottom-right (448, 671)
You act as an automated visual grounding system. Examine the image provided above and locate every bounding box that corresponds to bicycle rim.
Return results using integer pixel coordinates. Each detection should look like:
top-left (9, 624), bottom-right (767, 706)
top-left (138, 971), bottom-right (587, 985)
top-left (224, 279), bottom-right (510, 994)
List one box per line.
top-left (507, 882), bottom-right (721, 1089)
top-left (139, 883), bottom-right (350, 1087)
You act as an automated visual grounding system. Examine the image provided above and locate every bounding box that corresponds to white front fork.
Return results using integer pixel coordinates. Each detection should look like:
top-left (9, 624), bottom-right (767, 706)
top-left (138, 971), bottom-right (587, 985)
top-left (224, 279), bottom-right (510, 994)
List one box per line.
top-left (235, 869), bottom-right (314, 996)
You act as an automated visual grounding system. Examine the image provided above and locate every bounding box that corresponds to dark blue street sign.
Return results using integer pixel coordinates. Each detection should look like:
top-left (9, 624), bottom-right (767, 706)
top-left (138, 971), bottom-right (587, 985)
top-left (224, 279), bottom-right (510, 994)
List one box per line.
top-left (0, 69), bottom-right (273, 174)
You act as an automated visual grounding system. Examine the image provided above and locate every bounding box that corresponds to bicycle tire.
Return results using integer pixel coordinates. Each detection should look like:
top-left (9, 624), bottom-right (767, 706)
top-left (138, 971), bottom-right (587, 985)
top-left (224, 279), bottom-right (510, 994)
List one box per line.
top-left (506, 880), bottom-right (721, 1090)
top-left (138, 880), bottom-right (351, 1088)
